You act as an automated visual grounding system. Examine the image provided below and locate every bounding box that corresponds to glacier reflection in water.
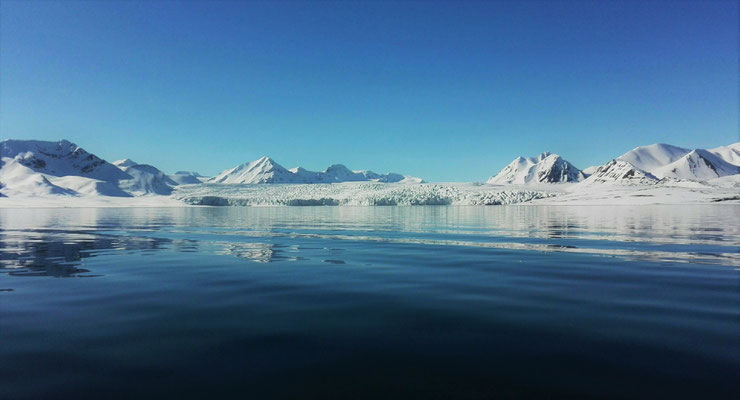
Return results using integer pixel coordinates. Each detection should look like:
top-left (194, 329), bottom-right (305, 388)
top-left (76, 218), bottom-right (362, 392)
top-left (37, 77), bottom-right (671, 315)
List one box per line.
top-left (0, 205), bottom-right (738, 399)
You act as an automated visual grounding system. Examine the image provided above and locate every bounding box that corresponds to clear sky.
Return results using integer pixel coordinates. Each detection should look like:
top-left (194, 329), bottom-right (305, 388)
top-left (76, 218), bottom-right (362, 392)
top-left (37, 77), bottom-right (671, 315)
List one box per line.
top-left (1, 1), bottom-right (738, 181)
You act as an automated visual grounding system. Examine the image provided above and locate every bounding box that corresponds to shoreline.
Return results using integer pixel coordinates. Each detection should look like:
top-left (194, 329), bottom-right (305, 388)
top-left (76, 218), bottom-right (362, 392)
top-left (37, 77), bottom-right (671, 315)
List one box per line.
top-left (2, 181), bottom-right (739, 208)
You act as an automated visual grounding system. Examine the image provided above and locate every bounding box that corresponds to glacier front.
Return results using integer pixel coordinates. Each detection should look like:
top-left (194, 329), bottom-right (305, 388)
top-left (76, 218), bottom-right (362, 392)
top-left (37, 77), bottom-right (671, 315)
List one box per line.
top-left (173, 182), bottom-right (555, 206)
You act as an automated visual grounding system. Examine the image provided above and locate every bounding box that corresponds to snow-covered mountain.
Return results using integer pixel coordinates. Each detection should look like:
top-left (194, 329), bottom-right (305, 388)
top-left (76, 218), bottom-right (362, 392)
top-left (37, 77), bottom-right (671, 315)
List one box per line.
top-left (113, 158), bottom-right (208, 187)
top-left (614, 142), bottom-right (740, 181)
top-left (0, 141), bottom-right (424, 198)
top-left (1, 139), bottom-right (133, 197)
top-left (113, 158), bottom-right (139, 168)
top-left (0, 159), bottom-right (80, 196)
top-left (652, 149), bottom-right (740, 181)
top-left (209, 157), bottom-right (299, 184)
top-left (581, 166), bottom-right (599, 177)
top-left (617, 143), bottom-right (690, 173)
top-left (210, 156), bottom-right (423, 184)
top-left (0, 139), bottom-right (180, 197)
top-left (487, 152), bottom-right (584, 184)
top-left (569, 142), bottom-right (740, 187)
top-left (114, 162), bottom-right (179, 195)
top-left (708, 143), bottom-right (740, 167)
top-left (2, 139), bottom-right (131, 183)
top-left (577, 159), bottom-right (658, 186)
top-left (169, 171), bottom-right (207, 185)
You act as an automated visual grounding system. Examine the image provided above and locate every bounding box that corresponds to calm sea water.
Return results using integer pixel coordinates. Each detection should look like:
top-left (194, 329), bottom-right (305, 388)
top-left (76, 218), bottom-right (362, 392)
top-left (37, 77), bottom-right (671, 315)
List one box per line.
top-left (1, 206), bottom-right (738, 399)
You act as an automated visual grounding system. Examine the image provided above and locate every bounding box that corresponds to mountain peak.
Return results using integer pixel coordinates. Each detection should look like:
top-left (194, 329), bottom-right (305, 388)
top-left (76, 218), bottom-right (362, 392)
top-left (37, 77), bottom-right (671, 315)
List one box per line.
top-left (209, 157), bottom-right (420, 184)
top-left (652, 148), bottom-right (740, 180)
top-left (578, 159), bottom-right (658, 186)
top-left (0, 139), bottom-right (180, 197)
top-left (114, 158), bottom-right (138, 168)
top-left (618, 143), bottom-right (690, 173)
top-left (325, 164), bottom-right (351, 172)
top-left (209, 156), bottom-right (292, 184)
top-left (0, 139), bottom-right (130, 183)
top-left (488, 152), bottom-right (583, 184)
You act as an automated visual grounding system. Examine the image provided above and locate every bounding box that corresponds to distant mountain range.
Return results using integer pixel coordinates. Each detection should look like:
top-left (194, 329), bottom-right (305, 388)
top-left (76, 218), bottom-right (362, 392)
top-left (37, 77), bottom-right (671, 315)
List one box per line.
top-left (488, 143), bottom-right (740, 186)
top-left (112, 159), bottom-right (180, 195)
top-left (0, 139), bottom-right (422, 197)
top-left (1, 139), bottom-right (738, 198)
top-left (209, 156), bottom-right (423, 184)
top-left (617, 143), bottom-right (740, 181)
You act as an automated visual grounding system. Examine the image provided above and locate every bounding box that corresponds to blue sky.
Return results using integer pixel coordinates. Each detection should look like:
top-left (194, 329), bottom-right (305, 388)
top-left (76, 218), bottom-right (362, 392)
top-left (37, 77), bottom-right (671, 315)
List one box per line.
top-left (1, 1), bottom-right (737, 181)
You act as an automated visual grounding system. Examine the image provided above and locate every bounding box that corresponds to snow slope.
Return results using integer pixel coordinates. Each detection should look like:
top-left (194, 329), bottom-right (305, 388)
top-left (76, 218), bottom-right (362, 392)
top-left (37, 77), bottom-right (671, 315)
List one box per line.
top-left (1, 139), bottom-right (134, 197)
top-left (581, 166), bottom-right (599, 176)
top-left (617, 143), bottom-right (690, 173)
top-left (115, 163), bottom-right (179, 195)
top-left (708, 142), bottom-right (740, 167)
top-left (113, 158), bottom-right (139, 168)
top-left (0, 160), bottom-right (78, 196)
top-left (0, 140), bottom-right (179, 197)
top-left (169, 171), bottom-right (208, 185)
top-left (568, 142), bottom-right (740, 185)
top-left (652, 149), bottom-right (740, 181)
top-left (488, 152), bottom-right (584, 184)
top-left (614, 143), bottom-right (740, 181)
top-left (535, 179), bottom-right (740, 205)
top-left (211, 156), bottom-right (423, 184)
top-left (575, 159), bottom-right (658, 186)
top-left (709, 173), bottom-right (740, 188)
top-left (2, 139), bottom-right (131, 183)
top-left (210, 157), bottom-right (298, 184)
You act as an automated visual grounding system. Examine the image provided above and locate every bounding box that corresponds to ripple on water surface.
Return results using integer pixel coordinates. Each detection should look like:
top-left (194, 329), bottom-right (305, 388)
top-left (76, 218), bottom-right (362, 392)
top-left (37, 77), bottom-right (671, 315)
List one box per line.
top-left (0, 205), bottom-right (738, 399)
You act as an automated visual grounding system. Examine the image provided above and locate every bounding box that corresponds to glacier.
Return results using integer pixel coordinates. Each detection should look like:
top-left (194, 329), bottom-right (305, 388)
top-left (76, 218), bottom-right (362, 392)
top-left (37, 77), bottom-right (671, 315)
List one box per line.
top-left (173, 182), bottom-right (555, 206)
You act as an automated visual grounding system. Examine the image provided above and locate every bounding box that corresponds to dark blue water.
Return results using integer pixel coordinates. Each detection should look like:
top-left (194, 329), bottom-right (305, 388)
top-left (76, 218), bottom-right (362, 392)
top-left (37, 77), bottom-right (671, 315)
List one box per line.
top-left (1, 206), bottom-right (738, 399)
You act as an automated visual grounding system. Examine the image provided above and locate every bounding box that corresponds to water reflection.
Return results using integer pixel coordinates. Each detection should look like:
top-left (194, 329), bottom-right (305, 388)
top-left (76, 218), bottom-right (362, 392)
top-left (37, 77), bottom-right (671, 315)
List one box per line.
top-left (212, 241), bottom-right (305, 263)
top-left (2, 206), bottom-right (738, 400)
top-left (0, 205), bottom-right (738, 280)
top-left (0, 228), bottom-right (171, 277)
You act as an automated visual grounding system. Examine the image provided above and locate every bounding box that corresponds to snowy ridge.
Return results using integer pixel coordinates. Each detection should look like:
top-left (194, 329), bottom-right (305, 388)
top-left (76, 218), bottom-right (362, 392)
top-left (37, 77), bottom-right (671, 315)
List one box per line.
top-left (612, 142), bottom-right (740, 181)
top-left (652, 149), bottom-right (740, 181)
top-left (115, 163), bottom-right (179, 195)
top-left (581, 166), bottom-right (599, 176)
top-left (488, 152), bottom-right (584, 184)
top-left (575, 159), bottom-right (658, 186)
top-left (210, 157), bottom-right (297, 184)
top-left (1, 139), bottom-right (130, 183)
top-left (211, 156), bottom-right (423, 184)
top-left (0, 139), bottom-right (180, 197)
top-left (0, 160), bottom-right (78, 196)
top-left (1, 139), bottom-right (134, 197)
top-left (113, 158), bottom-right (138, 168)
top-left (488, 142), bottom-right (740, 187)
top-left (570, 142), bottom-right (740, 186)
top-left (169, 171), bottom-right (207, 185)
top-left (617, 143), bottom-right (690, 173)
top-left (708, 143), bottom-right (740, 167)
